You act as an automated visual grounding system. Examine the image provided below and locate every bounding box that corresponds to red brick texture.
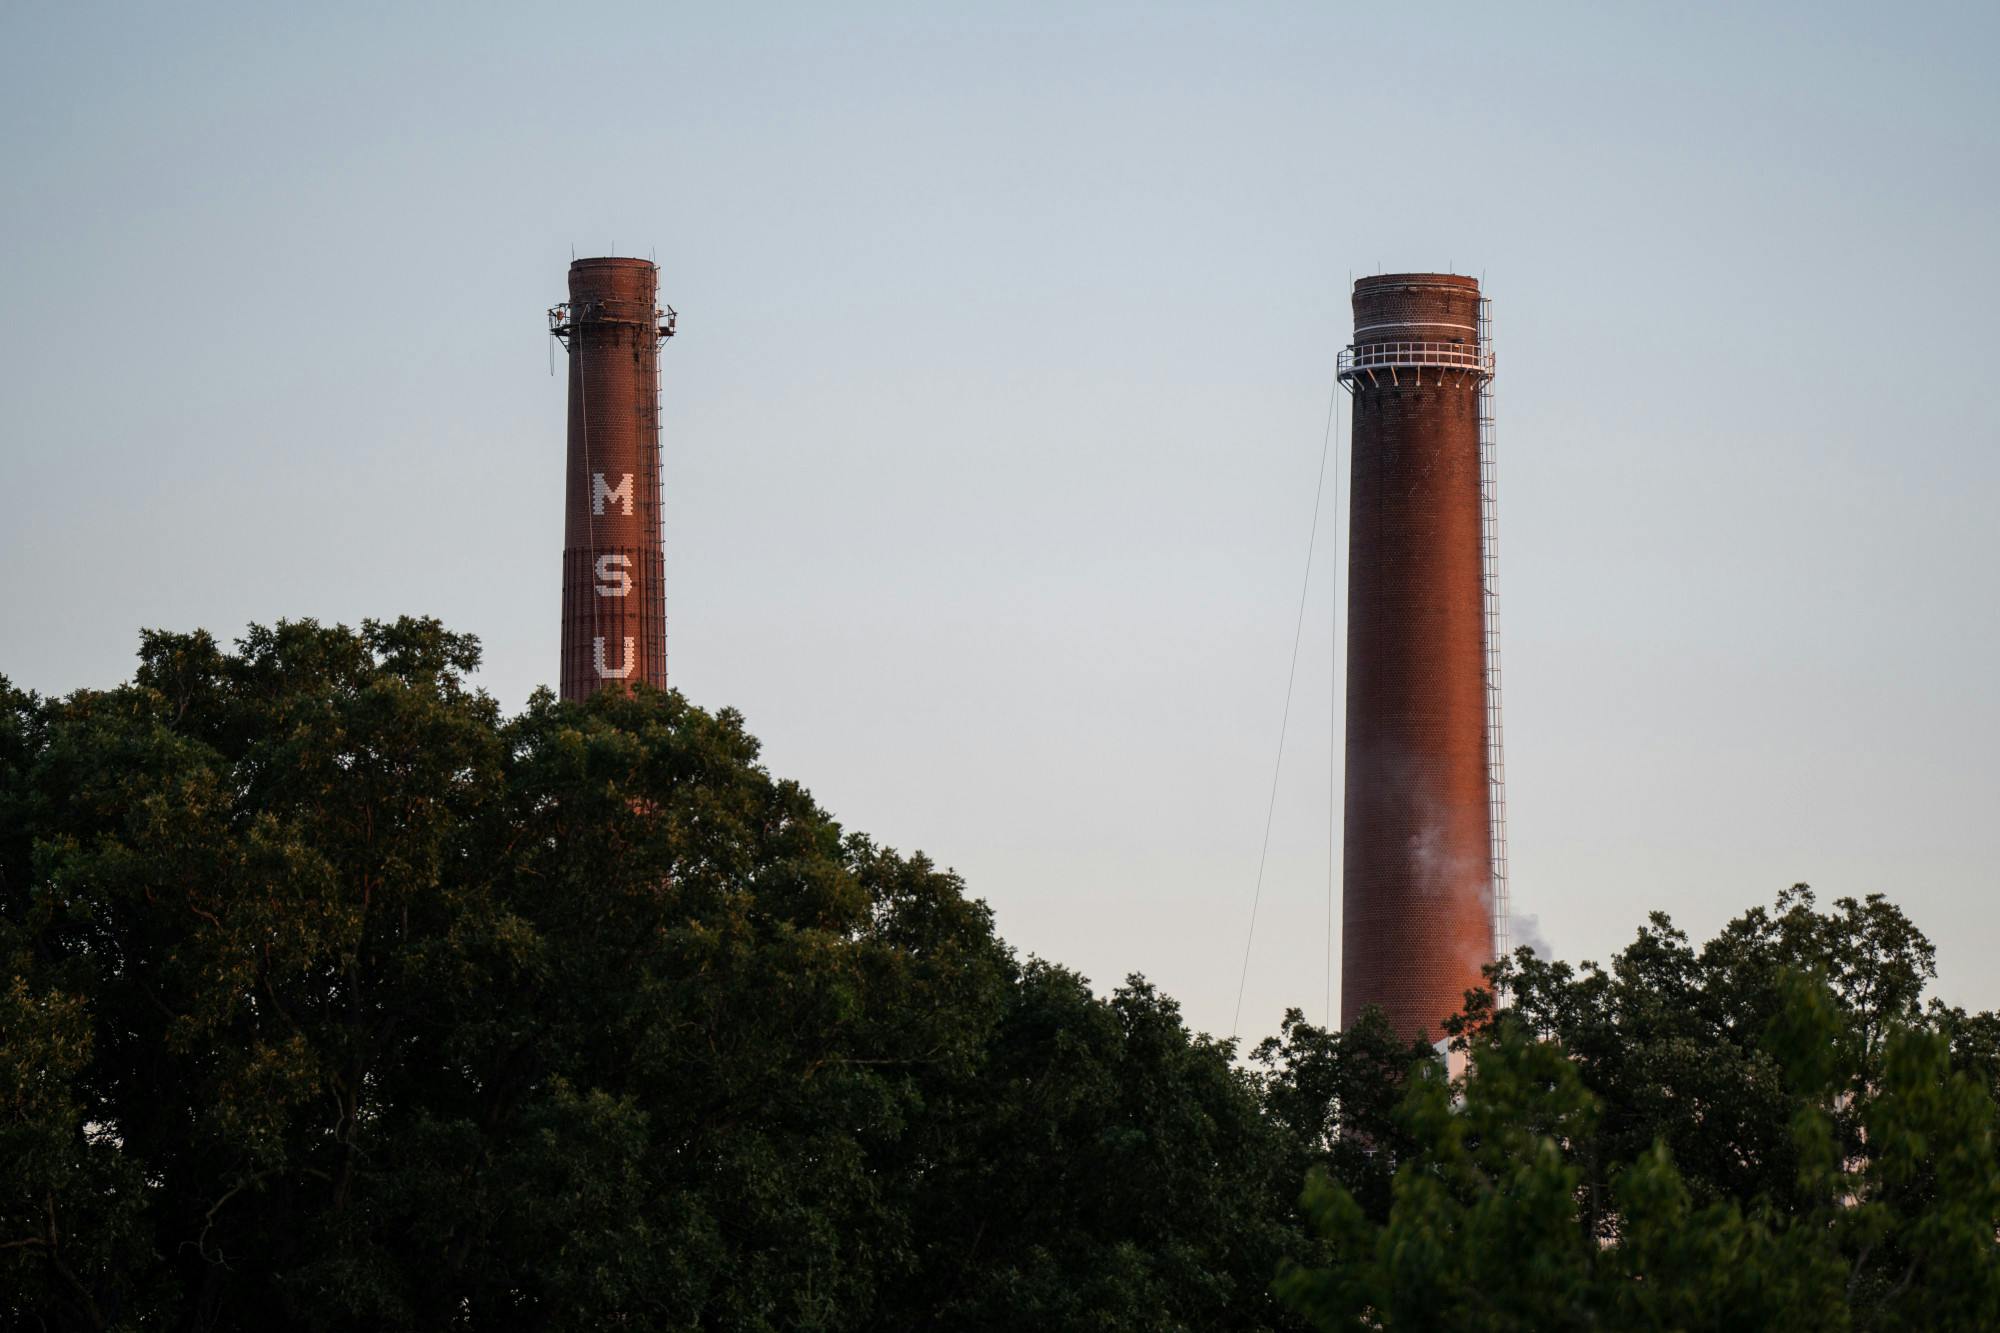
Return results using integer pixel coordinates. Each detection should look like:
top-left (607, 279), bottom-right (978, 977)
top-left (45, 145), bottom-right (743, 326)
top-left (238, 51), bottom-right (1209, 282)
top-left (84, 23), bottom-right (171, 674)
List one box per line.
top-left (558, 258), bottom-right (669, 702)
top-left (1341, 274), bottom-right (1495, 1041)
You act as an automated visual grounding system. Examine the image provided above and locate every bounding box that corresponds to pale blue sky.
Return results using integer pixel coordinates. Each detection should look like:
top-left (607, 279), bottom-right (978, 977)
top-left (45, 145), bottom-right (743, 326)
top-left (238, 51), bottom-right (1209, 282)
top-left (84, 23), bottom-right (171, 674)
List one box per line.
top-left (3, 2), bottom-right (1996, 1038)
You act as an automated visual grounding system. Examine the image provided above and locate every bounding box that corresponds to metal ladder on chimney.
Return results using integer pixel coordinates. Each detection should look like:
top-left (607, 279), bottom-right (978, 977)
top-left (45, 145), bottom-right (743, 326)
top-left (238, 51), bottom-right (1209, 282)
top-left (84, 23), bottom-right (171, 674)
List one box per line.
top-left (1477, 297), bottom-right (1512, 962)
top-left (652, 307), bottom-right (674, 688)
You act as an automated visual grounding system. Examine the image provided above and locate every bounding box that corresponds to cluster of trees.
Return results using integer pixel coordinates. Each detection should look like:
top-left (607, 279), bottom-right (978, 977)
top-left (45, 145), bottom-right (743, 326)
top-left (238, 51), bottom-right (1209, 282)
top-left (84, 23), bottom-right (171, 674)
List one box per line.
top-left (1281, 904), bottom-right (2000, 1330)
top-left (3, 619), bottom-right (1998, 1330)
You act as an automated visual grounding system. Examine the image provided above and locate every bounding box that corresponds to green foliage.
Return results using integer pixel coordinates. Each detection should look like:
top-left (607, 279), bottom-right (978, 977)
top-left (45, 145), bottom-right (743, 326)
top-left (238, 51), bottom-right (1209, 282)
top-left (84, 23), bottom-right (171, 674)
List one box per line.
top-left (1480, 887), bottom-right (1943, 1225)
top-left (886, 965), bottom-right (1303, 1329)
top-left (7, 620), bottom-right (2000, 1330)
top-left (1281, 927), bottom-right (2000, 1332)
top-left (0, 621), bottom-right (1307, 1331)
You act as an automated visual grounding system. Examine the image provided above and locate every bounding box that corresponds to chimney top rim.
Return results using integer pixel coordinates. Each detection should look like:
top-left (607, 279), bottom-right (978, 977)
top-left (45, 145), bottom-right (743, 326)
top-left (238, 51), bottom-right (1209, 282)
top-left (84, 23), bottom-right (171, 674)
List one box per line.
top-left (569, 256), bottom-right (657, 271)
top-left (1354, 272), bottom-right (1481, 292)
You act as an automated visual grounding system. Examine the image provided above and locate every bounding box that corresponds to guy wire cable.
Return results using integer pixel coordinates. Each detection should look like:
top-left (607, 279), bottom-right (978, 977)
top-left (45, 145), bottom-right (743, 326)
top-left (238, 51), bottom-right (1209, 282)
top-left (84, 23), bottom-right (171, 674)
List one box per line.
top-left (1231, 352), bottom-right (1341, 1042)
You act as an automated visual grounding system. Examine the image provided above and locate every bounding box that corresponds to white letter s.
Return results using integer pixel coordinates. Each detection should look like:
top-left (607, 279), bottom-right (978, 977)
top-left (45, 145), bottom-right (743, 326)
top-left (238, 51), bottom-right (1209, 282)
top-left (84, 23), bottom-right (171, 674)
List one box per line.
top-left (595, 554), bottom-right (632, 597)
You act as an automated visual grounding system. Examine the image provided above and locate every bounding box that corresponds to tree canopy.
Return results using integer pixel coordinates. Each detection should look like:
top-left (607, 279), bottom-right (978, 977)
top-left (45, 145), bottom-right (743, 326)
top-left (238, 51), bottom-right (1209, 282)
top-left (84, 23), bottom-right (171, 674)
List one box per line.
top-left (4, 618), bottom-right (1999, 1331)
top-left (1279, 900), bottom-right (2000, 1331)
top-left (0, 620), bottom-right (1317, 1330)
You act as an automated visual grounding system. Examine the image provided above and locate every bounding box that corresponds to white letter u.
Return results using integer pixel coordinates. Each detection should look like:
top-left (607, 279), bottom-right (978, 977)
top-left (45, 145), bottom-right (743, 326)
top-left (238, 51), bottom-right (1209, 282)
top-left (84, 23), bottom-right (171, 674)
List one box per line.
top-left (593, 636), bottom-right (636, 679)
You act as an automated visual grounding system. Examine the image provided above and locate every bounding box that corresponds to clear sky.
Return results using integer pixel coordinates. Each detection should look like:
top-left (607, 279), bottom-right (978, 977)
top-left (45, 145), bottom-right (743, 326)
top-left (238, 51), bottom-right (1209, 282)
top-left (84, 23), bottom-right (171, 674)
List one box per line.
top-left (4, 2), bottom-right (1996, 1041)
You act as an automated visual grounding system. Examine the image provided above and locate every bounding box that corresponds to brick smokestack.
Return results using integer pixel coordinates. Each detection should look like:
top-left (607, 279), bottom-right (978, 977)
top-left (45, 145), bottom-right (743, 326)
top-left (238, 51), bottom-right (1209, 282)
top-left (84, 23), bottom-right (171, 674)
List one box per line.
top-left (551, 258), bottom-right (673, 701)
top-left (1338, 273), bottom-right (1498, 1040)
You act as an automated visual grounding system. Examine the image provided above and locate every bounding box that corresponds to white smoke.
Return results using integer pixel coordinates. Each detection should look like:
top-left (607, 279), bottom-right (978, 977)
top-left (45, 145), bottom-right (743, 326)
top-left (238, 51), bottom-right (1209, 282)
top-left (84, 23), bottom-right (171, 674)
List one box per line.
top-left (1508, 911), bottom-right (1552, 960)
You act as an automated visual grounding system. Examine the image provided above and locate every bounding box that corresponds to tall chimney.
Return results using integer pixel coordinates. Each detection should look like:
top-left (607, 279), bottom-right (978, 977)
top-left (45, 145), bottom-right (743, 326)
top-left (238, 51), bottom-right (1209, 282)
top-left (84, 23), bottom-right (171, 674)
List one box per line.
top-left (1337, 273), bottom-right (1503, 1040)
top-left (549, 259), bottom-right (674, 701)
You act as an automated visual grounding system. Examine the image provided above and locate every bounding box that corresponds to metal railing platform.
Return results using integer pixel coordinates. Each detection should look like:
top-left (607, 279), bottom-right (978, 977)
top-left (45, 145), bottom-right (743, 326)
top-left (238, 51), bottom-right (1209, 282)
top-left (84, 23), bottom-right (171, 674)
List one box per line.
top-left (1337, 340), bottom-right (1495, 385)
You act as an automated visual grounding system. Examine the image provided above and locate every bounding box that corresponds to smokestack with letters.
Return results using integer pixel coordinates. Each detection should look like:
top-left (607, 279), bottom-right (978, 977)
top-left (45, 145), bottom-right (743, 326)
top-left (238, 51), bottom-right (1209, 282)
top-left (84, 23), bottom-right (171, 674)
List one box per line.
top-left (548, 258), bottom-right (675, 701)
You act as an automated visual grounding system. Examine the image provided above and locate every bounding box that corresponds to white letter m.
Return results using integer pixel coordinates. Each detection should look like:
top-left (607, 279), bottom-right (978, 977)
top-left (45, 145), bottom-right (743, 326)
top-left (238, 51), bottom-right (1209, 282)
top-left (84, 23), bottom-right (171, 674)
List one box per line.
top-left (592, 472), bottom-right (634, 516)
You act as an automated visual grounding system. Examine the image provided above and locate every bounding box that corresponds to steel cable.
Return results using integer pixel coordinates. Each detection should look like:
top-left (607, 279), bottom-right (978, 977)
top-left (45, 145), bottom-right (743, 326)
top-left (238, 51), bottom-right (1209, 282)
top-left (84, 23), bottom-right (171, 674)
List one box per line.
top-left (1231, 363), bottom-right (1341, 1042)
